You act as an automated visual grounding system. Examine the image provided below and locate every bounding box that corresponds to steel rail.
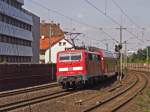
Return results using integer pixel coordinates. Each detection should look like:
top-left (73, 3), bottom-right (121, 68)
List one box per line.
top-left (111, 73), bottom-right (148, 112)
top-left (83, 72), bottom-right (148, 112)
top-left (83, 73), bottom-right (139, 112)
top-left (0, 89), bottom-right (79, 111)
top-left (0, 82), bottom-right (58, 98)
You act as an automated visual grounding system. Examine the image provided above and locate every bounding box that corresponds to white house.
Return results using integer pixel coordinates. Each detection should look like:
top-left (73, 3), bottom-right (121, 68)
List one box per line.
top-left (40, 36), bottom-right (73, 63)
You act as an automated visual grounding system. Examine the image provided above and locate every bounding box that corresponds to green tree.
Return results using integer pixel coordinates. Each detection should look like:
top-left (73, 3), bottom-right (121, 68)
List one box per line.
top-left (128, 46), bottom-right (150, 63)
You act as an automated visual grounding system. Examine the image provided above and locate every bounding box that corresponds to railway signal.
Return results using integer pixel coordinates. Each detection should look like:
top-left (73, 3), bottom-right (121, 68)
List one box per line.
top-left (115, 44), bottom-right (122, 52)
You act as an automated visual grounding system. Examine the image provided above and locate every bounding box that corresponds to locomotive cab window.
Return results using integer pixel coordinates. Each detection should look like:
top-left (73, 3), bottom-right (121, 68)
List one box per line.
top-left (71, 53), bottom-right (81, 61)
top-left (59, 52), bottom-right (82, 61)
top-left (59, 53), bottom-right (70, 61)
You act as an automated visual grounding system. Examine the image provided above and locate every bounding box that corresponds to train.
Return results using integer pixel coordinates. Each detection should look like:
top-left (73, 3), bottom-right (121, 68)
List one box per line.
top-left (56, 47), bottom-right (119, 89)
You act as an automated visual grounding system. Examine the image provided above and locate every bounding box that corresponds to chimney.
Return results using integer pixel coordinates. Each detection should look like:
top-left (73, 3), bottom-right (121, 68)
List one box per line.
top-left (41, 20), bottom-right (45, 24)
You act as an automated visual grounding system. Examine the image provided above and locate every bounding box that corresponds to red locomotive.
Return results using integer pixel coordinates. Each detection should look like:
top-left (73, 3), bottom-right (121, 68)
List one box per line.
top-left (56, 48), bottom-right (119, 89)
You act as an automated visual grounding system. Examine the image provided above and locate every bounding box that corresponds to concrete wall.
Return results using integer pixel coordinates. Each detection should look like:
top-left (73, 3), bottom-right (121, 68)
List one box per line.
top-left (0, 64), bottom-right (56, 91)
top-left (31, 14), bottom-right (40, 63)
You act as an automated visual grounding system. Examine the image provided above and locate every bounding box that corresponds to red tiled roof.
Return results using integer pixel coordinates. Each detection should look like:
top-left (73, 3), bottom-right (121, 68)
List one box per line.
top-left (40, 36), bottom-right (64, 50)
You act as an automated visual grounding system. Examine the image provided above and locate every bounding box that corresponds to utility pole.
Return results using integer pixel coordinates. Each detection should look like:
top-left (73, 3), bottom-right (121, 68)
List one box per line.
top-left (116, 26), bottom-right (126, 81)
top-left (147, 47), bottom-right (149, 64)
top-left (124, 41), bottom-right (127, 67)
top-left (49, 22), bottom-right (54, 81)
top-left (49, 22), bottom-right (52, 63)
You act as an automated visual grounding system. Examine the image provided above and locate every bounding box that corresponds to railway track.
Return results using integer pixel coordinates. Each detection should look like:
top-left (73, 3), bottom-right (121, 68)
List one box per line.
top-left (75, 74), bottom-right (130, 105)
top-left (0, 71), bottom-right (148, 112)
top-left (0, 82), bottom-right (58, 98)
top-left (38, 74), bottom-right (131, 112)
top-left (0, 76), bottom-right (119, 112)
top-left (0, 88), bottom-right (80, 111)
top-left (83, 71), bottom-right (148, 112)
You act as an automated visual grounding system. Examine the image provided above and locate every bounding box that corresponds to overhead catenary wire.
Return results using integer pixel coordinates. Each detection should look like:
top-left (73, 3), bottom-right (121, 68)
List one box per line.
top-left (81, 34), bottom-right (112, 49)
top-left (30, 0), bottom-right (93, 28)
top-left (111, 0), bottom-right (141, 29)
top-left (30, 0), bottom-right (118, 42)
top-left (83, 34), bottom-right (114, 44)
top-left (84, 0), bottom-right (148, 74)
top-left (125, 29), bottom-right (144, 42)
top-left (29, 0), bottom-right (147, 51)
top-left (84, 0), bottom-right (120, 25)
top-left (111, 0), bottom-right (147, 43)
top-left (113, 5), bottom-right (147, 44)
top-left (29, 0), bottom-right (118, 43)
top-left (84, 0), bottom-right (144, 43)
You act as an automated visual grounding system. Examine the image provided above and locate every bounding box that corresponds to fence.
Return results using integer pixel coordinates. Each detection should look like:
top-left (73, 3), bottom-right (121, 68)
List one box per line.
top-left (0, 64), bottom-right (56, 91)
top-left (126, 63), bottom-right (150, 72)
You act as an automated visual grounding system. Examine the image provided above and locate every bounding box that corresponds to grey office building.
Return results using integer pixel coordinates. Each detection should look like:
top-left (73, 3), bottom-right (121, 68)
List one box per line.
top-left (0, 0), bottom-right (40, 63)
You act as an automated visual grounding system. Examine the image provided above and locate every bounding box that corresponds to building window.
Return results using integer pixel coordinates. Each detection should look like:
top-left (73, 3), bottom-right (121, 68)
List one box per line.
top-left (63, 42), bottom-right (66, 46)
top-left (0, 34), bottom-right (32, 47)
top-left (0, 55), bottom-right (32, 63)
top-left (2, 0), bottom-right (22, 10)
top-left (0, 14), bottom-right (2, 21)
top-left (0, 56), bottom-right (3, 63)
top-left (0, 37), bottom-right (1, 42)
top-left (40, 50), bottom-right (45, 55)
top-left (59, 42), bottom-right (62, 46)
top-left (0, 13), bottom-right (32, 31)
top-left (0, 55), bottom-right (31, 63)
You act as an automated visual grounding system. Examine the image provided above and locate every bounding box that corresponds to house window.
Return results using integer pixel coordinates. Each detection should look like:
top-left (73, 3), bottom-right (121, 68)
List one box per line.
top-left (63, 42), bottom-right (66, 46)
top-left (59, 42), bottom-right (62, 46)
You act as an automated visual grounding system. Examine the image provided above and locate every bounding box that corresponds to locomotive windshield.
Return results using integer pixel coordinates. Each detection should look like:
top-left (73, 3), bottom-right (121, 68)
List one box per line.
top-left (59, 52), bottom-right (82, 61)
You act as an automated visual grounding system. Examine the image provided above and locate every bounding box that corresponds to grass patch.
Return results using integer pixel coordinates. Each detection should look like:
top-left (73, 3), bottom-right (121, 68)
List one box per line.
top-left (136, 96), bottom-right (147, 108)
top-left (136, 88), bottom-right (150, 111)
top-left (144, 110), bottom-right (150, 112)
top-left (146, 88), bottom-right (150, 97)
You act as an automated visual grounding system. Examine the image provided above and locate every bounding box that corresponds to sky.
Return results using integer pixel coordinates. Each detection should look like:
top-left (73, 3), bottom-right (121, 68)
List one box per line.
top-left (24, 0), bottom-right (150, 52)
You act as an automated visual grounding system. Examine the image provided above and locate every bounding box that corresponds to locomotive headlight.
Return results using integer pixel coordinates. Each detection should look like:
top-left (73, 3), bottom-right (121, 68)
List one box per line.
top-left (59, 68), bottom-right (68, 72)
top-left (59, 66), bottom-right (83, 72)
top-left (73, 66), bottom-right (83, 70)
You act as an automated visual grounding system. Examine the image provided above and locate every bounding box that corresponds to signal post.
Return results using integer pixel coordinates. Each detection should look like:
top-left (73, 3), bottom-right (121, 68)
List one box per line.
top-left (116, 26), bottom-right (126, 81)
